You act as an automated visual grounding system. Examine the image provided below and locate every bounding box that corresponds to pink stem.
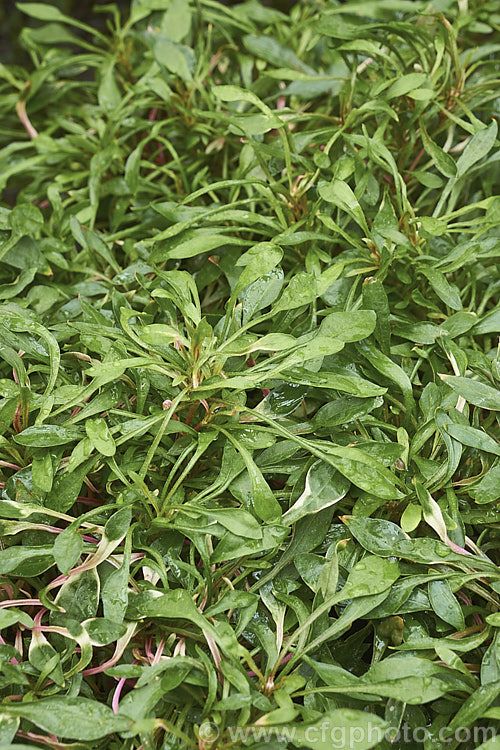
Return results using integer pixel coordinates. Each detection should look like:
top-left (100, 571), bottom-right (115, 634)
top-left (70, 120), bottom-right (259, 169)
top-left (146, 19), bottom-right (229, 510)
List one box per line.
top-left (203, 631), bottom-right (223, 684)
top-left (34, 609), bottom-right (48, 627)
top-left (248, 652), bottom-right (292, 677)
top-left (0, 583), bottom-right (15, 598)
top-left (446, 539), bottom-right (472, 556)
top-left (145, 637), bottom-right (154, 662)
top-left (0, 598), bottom-right (42, 609)
top-left (0, 461), bottom-right (22, 470)
top-left (84, 478), bottom-right (100, 494)
top-left (82, 534), bottom-right (99, 543)
top-left (112, 678), bottom-right (126, 714)
top-left (456, 591), bottom-right (483, 627)
top-left (17, 731), bottom-right (58, 745)
top-left (83, 629), bottom-right (135, 676)
top-left (16, 99), bottom-right (38, 139)
top-left (77, 497), bottom-right (102, 506)
top-left (152, 638), bottom-right (165, 665)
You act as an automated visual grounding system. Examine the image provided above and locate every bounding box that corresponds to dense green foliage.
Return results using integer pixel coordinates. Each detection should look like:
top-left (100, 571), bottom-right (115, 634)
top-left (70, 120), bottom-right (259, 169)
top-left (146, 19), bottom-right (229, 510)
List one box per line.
top-left (0, 0), bottom-right (499, 748)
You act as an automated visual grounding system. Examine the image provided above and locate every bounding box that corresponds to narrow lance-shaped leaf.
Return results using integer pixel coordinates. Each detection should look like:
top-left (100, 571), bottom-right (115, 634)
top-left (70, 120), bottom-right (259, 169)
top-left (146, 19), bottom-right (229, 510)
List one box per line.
top-left (414, 481), bottom-right (448, 544)
top-left (216, 427), bottom-right (282, 523)
top-left (357, 340), bottom-right (415, 419)
top-left (456, 120), bottom-right (498, 178)
top-left (440, 375), bottom-right (500, 411)
top-left (319, 179), bottom-right (370, 235)
top-left (419, 119), bottom-right (457, 178)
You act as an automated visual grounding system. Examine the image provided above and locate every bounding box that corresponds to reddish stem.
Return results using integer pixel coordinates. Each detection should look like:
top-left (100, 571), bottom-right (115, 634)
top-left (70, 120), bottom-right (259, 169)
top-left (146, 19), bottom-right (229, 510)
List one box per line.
top-left (404, 146), bottom-right (426, 182)
top-left (112, 678), bottom-right (127, 714)
top-left (16, 97), bottom-right (38, 139)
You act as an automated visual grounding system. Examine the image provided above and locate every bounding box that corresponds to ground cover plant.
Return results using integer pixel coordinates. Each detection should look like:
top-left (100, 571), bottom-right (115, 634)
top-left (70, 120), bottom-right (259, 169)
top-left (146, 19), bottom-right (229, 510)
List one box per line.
top-left (0, 0), bottom-right (499, 747)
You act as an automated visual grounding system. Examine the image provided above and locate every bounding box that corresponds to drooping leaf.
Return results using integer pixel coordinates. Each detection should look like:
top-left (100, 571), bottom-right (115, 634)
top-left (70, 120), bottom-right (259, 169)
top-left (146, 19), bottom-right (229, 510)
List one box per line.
top-left (2, 698), bottom-right (131, 740)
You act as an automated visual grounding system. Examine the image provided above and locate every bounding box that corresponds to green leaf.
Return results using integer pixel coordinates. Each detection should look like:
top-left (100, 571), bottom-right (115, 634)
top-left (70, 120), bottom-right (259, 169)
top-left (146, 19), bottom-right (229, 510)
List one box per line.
top-left (240, 267), bottom-right (284, 322)
top-left (0, 608), bottom-right (34, 629)
top-left (445, 424), bottom-right (500, 456)
top-left (323, 445), bottom-right (403, 500)
top-left (400, 503), bottom-right (422, 533)
top-left (153, 38), bottom-right (193, 82)
top-left (283, 461), bottom-right (350, 525)
top-left (284, 368), bottom-right (386, 397)
top-left (428, 579), bottom-right (465, 630)
top-left (45, 457), bottom-right (97, 513)
top-left (469, 466), bottom-right (500, 504)
top-left (243, 34), bottom-right (314, 74)
top-left (32, 451), bottom-right (53, 492)
top-left (415, 481), bottom-right (448, 543)
top-left (84, 618), bottom-right (126, 646)
top-left (342, 555), bottom-right (400, 599)
top-left (313, 395), bottom-right (383, 428)
top-left (98, 59), bottom-right (121, 112)
top-left (0, 267), bottom-right (36, 300)
top-left (54, 568), bottom-right (100, 622)
top-left (218, 429), bottom-right (282, 522)
top-left (419, 266), bottom-right (462, 310)
top-left (53, 527), bottom-right (83, 575)
top-left (234, 243), bottom-right (282, 297)
top-left (474, 308), bottom-right (500, 334)
top-left (357, 340), bottom-right (415, 418)
top-left (101, 530), bottom-right (131, 624)
top-left (288, 710), bottom-right (388, 750)
top-left (161, 0), bottom-right (191, 42)
top-left (319, 179), bottom-right (370, 234)
top-left (17, 3), bottom-right (67, 22)
top-left (2, 697), bottom-right (131, 740)
top-left (444, 682), bottom-right (500, 737)
top-left (85, 417), bottom-right (116, 456)
top-left (104, 506), bottom-right (132, 544)
top-left (14, 424), bottom-right (83, 447)
top-left (342, 516), bottom-right (409, 557)
top-left (456, 120), bottom-right (498, 178)
top-left (0, 546), bottom-right (54, 576)
top-left (274, 272), bottom-right (317, 312)
top-left (475, 738), bottom-right (500, 750)
top-left (211, 524), bottom-right (288, 563)
top-left (418, 216), bottom-right (448, 237)
top-left (213, 85), bottom-right (279, 124)
top-left (178, 506), bottom-right (263, 539)
top-left (319, 310), bottom-right (376, 342)
top-left (440, 375), bottom-right (500, 410)
top-left (362, 277), bottom-right (391, 354)
top-left (420, 120), bottom-right (457, 177)
top-left (385, 73), bottom-right (427, 99)
top-left (131, 588), bottom-right (212, 633)
top-left (152, 230), bottom-right (239, 261)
